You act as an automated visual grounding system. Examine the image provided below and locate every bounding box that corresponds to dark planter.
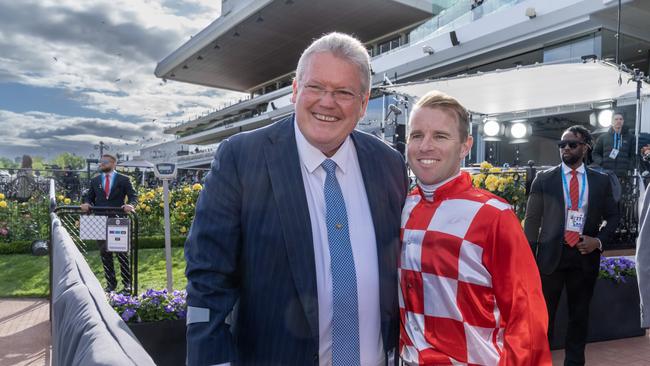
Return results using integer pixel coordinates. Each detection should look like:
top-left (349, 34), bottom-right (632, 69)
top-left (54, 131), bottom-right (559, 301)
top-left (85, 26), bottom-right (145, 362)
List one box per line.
top-left (128, 319), bottom-right (186, 366)
top-left (550, 277), bottom-right (645, 350)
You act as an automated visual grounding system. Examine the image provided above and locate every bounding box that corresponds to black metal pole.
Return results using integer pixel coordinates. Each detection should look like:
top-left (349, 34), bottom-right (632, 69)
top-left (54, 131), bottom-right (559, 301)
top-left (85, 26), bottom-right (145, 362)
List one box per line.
top-left (616, 0), bottom-right (621, 65)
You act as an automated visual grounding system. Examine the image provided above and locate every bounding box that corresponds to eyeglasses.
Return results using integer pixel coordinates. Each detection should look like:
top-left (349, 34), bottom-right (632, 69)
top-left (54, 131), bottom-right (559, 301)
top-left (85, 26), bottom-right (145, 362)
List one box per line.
top-left (99, 159), bottom-right (112, 164)
top-left (557, 140), bottom-right (585, 149)
top-left (301, 84), bottom-right (361, 104)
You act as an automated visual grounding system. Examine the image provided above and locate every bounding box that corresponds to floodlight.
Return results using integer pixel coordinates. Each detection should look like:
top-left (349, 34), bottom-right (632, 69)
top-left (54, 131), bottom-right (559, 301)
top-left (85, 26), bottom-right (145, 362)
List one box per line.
top-left (483, 120), bottom-right (501, 137)
top-left (598, 109), bottom-right (613, 128)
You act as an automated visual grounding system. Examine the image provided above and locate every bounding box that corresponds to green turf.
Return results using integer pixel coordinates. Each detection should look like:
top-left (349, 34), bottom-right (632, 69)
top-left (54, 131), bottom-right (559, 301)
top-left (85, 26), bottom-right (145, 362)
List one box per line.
top-left (0, 248), bottom-right (187, 298)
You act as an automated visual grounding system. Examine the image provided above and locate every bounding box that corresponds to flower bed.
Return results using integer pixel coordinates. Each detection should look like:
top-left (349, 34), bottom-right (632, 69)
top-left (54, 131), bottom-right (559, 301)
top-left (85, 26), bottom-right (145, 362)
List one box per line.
top-left (469, 162), bottom-right (527, 219)
top-left (0, 193), bottom-right (50, 243)
top-left (599, 256), bottom-right (636, 283)
top-left (109, 289), bottom-right (187, 366)
top-left (108, 288), bottom-right (187, 323)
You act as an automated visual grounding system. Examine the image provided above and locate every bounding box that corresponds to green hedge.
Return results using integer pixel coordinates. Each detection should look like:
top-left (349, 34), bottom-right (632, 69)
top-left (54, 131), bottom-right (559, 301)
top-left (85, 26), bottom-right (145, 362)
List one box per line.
top-left (137, 235), bottom-right (187, 249)
top-left (0, 236), bottom-right (187, 255)
top-left (0, 240), bottom-right (32, 255)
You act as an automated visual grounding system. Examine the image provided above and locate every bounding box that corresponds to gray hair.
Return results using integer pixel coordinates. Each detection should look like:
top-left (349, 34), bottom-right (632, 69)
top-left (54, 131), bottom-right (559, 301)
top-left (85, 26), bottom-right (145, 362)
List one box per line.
top-left (295, 32), bottom-right (371, 93)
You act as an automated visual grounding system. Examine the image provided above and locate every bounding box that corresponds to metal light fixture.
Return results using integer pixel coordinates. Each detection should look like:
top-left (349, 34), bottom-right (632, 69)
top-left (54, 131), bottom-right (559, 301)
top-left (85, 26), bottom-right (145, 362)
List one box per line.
top-left (598, 109), bottom-right (614, 128)
top-left (525, 7), bottom-right (536, 19)
top-left (480, 119), bottom-right (503, 141)
top-left (506, 120), bottom-right (532, 143)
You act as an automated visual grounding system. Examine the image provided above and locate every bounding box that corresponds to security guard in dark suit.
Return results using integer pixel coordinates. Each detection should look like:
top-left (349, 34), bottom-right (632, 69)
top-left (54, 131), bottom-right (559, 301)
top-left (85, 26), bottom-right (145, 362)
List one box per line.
top-left (81, 154), bottom-right (137, 293)
top-left (524, 126), bottom-right (619, 365)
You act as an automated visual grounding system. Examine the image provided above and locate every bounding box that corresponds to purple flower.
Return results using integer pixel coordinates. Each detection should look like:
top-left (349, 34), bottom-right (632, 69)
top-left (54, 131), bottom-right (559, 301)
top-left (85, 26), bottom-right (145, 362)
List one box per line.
top-left (121, 308), bottom-right (136, 322)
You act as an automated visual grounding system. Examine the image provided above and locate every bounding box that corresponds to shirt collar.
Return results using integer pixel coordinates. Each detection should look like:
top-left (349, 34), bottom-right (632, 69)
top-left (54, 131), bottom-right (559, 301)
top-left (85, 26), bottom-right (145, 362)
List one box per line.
top-left (294, 117), bottom-right (352, 174)
top-left (104, 171), bottom-right (114, 179)
top-left (561, 162), bottom-right (585, 175)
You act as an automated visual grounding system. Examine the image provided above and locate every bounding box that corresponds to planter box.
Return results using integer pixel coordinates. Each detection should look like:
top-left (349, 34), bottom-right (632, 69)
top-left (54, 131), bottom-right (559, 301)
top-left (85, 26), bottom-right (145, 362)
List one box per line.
top-left (550, 277), bottom-right (646, 350)
top-left (128, 319), bottom-right (186, 366)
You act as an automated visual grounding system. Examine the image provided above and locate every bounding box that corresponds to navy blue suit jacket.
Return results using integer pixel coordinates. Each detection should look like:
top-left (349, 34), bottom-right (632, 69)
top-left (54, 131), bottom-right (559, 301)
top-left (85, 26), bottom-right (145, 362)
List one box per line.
top-left (185, 116), bottom-right (409, 365)
top-left (83, 172), bottom-right (137, 208)
top-left (524, 165), bottom-right (619, 275)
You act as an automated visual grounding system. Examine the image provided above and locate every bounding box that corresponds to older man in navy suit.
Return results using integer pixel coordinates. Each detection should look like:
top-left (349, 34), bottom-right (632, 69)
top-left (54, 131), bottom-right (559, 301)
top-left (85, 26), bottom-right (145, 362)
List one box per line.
top-left (184, 33), bottom-right (409, 366)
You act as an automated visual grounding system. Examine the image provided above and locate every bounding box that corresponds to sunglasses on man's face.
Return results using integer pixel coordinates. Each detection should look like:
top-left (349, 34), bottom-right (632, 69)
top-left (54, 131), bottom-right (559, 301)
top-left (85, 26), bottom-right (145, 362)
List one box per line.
top-left (557, 140), bottom-right (585, 149)
top-left (99, 159), bottom-right (112, 164)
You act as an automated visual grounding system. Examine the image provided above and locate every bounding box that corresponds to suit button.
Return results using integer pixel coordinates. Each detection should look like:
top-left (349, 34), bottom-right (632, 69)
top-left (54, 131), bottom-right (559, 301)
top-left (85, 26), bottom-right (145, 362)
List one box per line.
top-left (313, 353), bottom-right (318, 362)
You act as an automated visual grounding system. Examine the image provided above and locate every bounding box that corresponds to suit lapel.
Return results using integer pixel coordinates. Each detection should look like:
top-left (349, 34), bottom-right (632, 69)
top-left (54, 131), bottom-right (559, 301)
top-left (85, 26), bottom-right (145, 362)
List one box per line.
top-left (352, 132), bottom-right (386, 255)
top-left (548, 166), bottom-right (566, 230)
top-left (263, 118), bottom-right (319, 339)
top-left (351, 132), bottom-right (392, 337)
top-left (585, 168), bottom-right (597, 224)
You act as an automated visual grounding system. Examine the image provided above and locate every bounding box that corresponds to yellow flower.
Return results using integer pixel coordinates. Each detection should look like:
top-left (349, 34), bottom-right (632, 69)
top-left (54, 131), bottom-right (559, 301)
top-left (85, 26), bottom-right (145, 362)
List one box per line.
top-left (497, 184), bottom-right (506, 192)
top-left (145, 206), bottom-right (151, 213)
top-left (64, 198), bottom-right (71, 204)
top-left (156, 187), bottom-right (163, 193)
top-left (0, 201), bottom-right (7, 208)
top-left (192, 183), bottom-right (203, 191)
top-left (489, 167), bottom-right (501, 173)
top-left (57, 194), bottom-right (64, 201)
top-left (180, 226), bottom-right (187, 234)
top-left (479, 161), bottom-right (493, 171)
top-left (183, 187), bottom-right (191, 193)
top-left (472, 174), bottom-right (485, 188)
top-left (159, 203), bottom-right (164, 208)
top-left (0, 193), bottom-right (5, 200)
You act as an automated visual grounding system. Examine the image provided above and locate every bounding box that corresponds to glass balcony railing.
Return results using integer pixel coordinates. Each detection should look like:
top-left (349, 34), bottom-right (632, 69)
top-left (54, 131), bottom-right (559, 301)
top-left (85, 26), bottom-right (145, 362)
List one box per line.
top-left (375, 0), bottom-right (525, 58)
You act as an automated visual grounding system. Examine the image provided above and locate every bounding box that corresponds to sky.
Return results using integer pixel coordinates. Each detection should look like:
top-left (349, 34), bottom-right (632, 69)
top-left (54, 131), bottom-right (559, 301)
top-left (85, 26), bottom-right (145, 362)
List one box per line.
top-left (0, 0), bottom-right (244, 160)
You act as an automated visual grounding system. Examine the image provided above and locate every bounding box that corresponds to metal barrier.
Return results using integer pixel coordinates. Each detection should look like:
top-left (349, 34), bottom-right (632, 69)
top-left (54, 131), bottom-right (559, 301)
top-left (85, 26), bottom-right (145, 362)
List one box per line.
top-left (53, 205), bottom-right (140, 295)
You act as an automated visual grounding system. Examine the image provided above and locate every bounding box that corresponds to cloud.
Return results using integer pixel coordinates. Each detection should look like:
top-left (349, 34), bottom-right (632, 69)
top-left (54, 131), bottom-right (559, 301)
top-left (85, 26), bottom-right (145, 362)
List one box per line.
top-left (0, 109), bottom-right (163, 158)
top-left (0, 0), bottom-right (246, 159)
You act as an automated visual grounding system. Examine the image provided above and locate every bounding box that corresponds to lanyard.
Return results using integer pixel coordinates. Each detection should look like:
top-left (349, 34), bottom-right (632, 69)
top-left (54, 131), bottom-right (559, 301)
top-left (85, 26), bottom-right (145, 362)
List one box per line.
top-left (613, 133), bottom-right (621, 150)
top-left (561, 170), bottom-right (586, 210)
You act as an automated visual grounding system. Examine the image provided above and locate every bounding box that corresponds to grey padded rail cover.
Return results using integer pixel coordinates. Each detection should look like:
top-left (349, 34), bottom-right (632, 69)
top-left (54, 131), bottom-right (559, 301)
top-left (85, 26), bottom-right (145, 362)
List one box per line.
top-left (51, 214), bottom-right (155, 366)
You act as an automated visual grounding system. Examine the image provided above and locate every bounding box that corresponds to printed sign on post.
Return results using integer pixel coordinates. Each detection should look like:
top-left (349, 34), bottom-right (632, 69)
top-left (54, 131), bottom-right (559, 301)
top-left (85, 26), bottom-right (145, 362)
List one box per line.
top-left (106, 217), bottom-right (130, 252)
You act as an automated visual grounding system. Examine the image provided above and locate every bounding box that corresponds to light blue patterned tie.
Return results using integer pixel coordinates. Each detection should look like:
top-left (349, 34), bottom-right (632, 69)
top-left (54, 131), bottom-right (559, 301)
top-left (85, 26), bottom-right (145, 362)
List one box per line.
top-left (321, 159), bottom-right (360, 366)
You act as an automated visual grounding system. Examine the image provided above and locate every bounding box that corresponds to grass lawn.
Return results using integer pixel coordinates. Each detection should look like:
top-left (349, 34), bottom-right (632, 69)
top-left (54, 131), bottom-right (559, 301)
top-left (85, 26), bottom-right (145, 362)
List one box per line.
top-left (0, 247), bottom-right (187, 297)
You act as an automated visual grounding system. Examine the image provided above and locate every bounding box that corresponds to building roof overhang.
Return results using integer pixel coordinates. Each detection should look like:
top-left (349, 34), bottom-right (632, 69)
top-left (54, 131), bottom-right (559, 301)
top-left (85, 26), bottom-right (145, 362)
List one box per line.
top-left (155, 0), bottom-right (433, 92)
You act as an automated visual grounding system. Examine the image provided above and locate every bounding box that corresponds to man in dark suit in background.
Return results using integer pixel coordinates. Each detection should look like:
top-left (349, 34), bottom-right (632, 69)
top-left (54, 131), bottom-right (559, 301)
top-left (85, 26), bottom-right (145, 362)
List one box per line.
top-left (184, 32), bottom-right (409, 366)
top-left (524, 125), bottom-right (619, 366)
top-left (81, 154), bottom-right (137, 293)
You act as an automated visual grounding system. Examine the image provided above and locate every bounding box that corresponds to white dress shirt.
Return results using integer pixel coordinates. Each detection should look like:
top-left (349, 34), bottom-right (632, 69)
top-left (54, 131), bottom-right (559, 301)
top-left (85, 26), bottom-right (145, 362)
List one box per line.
top-left (561, 162), bottom-right (602, 249)
top-left (295, 120), bottom-right (384, 366)
top-left (561, 162), bottom-right (589, 213)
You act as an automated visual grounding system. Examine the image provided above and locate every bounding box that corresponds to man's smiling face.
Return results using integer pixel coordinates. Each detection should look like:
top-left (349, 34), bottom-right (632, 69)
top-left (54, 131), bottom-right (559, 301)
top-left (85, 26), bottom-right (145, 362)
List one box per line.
top-left (291, 51), bottom-right (369, 157)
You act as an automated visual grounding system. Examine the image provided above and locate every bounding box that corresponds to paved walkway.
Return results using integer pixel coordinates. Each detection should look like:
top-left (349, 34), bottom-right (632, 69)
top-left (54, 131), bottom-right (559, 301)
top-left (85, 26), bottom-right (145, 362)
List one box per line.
top-left (552, 333), bottom-right (650, 365)
top-left (0, 299), bottom-right (50, 366)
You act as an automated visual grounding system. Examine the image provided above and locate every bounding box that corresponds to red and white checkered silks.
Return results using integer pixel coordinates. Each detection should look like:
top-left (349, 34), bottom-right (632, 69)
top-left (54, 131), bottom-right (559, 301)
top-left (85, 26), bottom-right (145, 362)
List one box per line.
top-left (399, 172), bottom-right (551, 366)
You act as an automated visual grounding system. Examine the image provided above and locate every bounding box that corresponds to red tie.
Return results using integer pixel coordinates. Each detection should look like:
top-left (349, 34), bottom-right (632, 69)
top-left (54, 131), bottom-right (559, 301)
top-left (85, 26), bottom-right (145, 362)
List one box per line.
top-left (564, 170), bottom-right (580, 246)
top-left (104, 174), bottom-right (110, 199)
